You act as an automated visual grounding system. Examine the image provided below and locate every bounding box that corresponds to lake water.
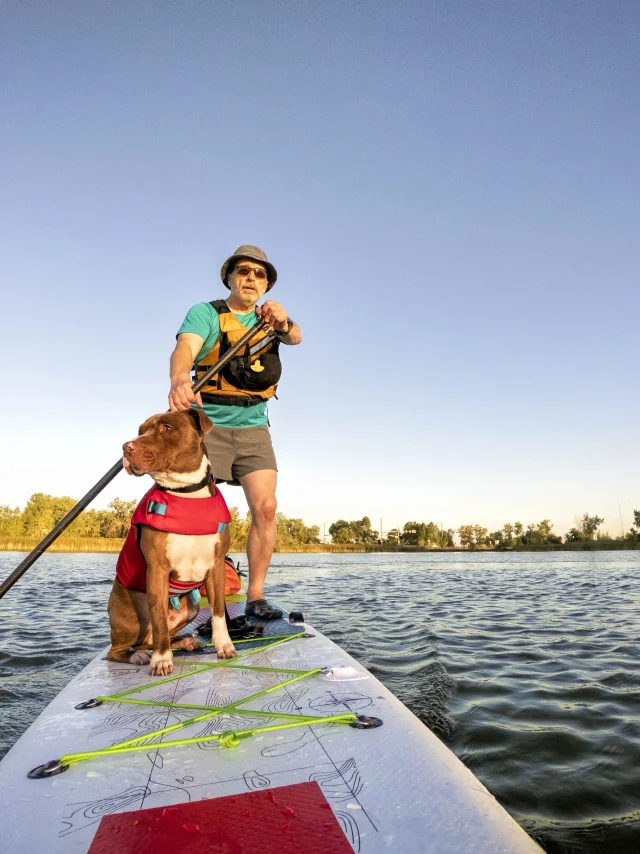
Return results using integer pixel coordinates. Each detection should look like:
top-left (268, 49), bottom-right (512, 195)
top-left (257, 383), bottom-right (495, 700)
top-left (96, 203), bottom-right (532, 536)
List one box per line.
top-left (1, 549), bottom-right (640, 853)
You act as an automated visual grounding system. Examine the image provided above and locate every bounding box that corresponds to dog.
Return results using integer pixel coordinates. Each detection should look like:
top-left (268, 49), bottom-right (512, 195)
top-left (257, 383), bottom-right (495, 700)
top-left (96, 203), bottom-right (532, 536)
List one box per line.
top-left (106, 408), bottom-right (236, 676)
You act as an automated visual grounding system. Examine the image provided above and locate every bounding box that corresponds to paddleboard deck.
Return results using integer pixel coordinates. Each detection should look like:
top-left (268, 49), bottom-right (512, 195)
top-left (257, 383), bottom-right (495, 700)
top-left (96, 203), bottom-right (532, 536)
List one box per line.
top-left (0, 595), bottom-right (542, 853)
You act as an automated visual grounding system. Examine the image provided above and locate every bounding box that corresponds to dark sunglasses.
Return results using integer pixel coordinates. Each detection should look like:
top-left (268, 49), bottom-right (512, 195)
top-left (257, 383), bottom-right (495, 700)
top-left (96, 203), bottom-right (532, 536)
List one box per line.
top-left (233, 265), bottom-right (268, 280)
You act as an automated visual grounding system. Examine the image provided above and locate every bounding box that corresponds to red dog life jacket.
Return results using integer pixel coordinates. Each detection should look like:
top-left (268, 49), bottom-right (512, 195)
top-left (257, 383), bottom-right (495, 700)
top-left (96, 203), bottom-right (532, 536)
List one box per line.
top-left (115, 485), bottom-right (232, 599)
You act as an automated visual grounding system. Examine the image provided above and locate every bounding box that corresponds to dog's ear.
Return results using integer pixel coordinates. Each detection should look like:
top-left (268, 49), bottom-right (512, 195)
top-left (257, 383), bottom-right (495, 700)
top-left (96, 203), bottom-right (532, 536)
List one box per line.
top-left (185, 408), bottom-right (214, 435)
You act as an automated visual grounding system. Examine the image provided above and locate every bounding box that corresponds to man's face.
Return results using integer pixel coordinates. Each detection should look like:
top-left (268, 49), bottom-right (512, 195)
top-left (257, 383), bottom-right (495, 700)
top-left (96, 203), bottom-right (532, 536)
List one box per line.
top-left (228, 260), bottom-right (269, 306)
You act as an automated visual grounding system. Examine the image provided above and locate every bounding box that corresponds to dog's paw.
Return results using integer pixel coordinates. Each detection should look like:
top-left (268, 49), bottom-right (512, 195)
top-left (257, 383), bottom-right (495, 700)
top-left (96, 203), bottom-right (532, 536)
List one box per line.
top-left (129, 649), bottom-right (152, 666)
top-left (149, 650), bottom-right (174, 676)
top-left (175, 636), bottom-right (204, 652)
top-left (214, 635), bottom-right (237, 660)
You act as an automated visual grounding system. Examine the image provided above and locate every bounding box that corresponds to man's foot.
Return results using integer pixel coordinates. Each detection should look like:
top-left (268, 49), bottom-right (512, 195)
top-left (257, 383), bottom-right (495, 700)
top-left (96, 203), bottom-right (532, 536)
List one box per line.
top-left (245, 599), bottom-right (283, 620)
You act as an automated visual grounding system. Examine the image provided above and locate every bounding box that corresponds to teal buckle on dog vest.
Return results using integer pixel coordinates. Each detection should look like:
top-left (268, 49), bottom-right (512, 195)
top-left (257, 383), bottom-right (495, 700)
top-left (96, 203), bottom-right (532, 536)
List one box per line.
top-left (147, 500), bottom-right (167, 516)
top-left (218, 522), bottom-right (227, 533)
top-left (169, 589), bottom-right (201, 611)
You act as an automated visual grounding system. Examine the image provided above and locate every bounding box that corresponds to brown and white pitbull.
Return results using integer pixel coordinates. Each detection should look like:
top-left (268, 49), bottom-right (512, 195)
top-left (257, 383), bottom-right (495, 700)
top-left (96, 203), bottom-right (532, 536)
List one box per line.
top-left (106, 408), bottom-right (236, 676)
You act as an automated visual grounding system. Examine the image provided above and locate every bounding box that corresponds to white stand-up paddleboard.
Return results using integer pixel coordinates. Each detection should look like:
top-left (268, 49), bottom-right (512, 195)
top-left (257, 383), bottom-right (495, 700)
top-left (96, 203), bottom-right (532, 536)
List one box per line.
top-left (0, 595), bottom-right (542, 853)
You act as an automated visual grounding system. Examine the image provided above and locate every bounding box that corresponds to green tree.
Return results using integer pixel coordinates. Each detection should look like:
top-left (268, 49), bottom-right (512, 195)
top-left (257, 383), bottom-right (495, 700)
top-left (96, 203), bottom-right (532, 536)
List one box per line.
top-left (352, 516), bottom-right (377, 543)
top-left (502, 522), bottom-right (514, 544)
top-left (425, 522), bottom-right (440, 546)
top-left (441, 529), bottom-right (455, 547)
top-left (329, 520), bottom-right (351, 542)
top-left (473, 525), bottom-right (488, 546)
top-left (0, 505), bottom-right (23, 536)
top-left (458, 525), bottom-right (474, 548)
top-left (228, 507), bottom-right (250, 550)
top-left (68, 508), bottom-right (102, 537)
top-left (627, 510), bottom-right (640, 541)
top-left (22, 493), bottom-right (57, 537)
top-left (489, 530), bottom-right (505, 548)
top-left (102, 498), bottom-right (137, 538)
top-left (458, 524), bottom-right (489, 548)
top-left (332, 525), bottom-right (357, 544)
top-left (400, 520), bottom-right (447, 547)
top-left (276, 514), bottom-right (320, 547)
top-left (401, 521), bottom-right (424, 546)
top-left (522, 521), bottom-right (544, 545)
top-left (329, 517), bottom-right (376, 544)
top-left (537, 519), bottom-right (554, 539)
top-left (567, 513), bottom-right (604, 542)
top-left (580, 514), bottom-right (604, 539)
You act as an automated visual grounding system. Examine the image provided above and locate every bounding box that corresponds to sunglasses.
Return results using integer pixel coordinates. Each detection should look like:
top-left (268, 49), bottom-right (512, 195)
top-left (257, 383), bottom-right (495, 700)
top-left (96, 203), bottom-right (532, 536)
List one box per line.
top-left (233, 265), bottom-right (268, 280)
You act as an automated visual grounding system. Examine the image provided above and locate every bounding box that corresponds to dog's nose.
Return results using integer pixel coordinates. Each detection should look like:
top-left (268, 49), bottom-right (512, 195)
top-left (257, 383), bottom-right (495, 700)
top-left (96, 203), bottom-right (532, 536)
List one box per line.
top-left (123, 441), bottom-right (135, 455)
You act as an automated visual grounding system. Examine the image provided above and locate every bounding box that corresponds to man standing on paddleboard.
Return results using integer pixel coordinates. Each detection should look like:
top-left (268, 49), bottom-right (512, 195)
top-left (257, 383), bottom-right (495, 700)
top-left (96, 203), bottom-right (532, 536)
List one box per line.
top-left (167, 245), bottom-right (301, 619)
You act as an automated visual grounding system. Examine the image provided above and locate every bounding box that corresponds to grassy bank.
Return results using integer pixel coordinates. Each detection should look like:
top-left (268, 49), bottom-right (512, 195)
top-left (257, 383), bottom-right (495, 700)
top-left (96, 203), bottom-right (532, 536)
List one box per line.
top-left (1, 537), bottom-right (637, 554)
top-left (0, 536), bottom-right (125, 553)
top-left (511, 540), bottom-right (640, 552)
top-left (0, 539), bottom-right (393, 554)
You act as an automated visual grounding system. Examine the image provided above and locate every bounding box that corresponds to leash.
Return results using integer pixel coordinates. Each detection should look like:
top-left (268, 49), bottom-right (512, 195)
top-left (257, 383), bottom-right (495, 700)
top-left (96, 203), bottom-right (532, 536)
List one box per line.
top-left (0, 319), bottom-right (271, 600)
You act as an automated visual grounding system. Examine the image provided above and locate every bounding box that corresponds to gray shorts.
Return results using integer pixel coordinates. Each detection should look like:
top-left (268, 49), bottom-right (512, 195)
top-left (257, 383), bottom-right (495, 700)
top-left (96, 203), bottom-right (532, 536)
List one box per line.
top-left (203, 425), bottom-right (277, 486)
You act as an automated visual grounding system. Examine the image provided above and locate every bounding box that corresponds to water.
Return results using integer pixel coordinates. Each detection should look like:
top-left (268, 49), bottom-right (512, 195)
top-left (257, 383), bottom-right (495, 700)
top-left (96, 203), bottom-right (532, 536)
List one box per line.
top-left (2, 550), bottom-right (640, 852)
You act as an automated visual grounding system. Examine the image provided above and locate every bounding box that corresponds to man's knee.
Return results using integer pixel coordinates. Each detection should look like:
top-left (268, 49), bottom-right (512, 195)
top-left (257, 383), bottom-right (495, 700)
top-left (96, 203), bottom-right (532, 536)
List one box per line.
top-left (250, 497), bottom-right (277, 526)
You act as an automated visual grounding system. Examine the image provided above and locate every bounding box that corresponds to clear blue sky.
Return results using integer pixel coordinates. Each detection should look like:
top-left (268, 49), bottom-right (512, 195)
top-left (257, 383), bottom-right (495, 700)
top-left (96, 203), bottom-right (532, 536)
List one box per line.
top-left (1, 1), bottom-right (638, 539)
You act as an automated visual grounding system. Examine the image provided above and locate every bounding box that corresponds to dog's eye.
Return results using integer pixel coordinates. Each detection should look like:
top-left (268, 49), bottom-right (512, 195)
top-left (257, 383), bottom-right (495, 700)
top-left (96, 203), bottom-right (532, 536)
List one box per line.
top-left (158, 423), bottom-right (173, 432)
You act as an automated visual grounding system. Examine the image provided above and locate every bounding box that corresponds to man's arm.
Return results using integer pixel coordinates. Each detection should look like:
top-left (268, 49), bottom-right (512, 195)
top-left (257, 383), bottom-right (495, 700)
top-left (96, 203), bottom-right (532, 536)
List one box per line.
top-left (257, 300), bottom-right (302, 345)
top-left (275, 320), bottom-right (302, 346)
top-left (169, 332), bottom-right (205, 410)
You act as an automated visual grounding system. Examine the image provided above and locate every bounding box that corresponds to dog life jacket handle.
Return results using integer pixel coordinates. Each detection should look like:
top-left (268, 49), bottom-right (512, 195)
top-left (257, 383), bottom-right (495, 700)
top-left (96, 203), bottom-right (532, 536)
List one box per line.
top-left (0, 319), bottom-right (268, 600)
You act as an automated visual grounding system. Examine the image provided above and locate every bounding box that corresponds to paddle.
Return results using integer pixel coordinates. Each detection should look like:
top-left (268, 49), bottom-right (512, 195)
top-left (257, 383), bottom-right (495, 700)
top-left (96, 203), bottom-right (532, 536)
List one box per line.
top-left (0, 319), bottom-right (271, 600)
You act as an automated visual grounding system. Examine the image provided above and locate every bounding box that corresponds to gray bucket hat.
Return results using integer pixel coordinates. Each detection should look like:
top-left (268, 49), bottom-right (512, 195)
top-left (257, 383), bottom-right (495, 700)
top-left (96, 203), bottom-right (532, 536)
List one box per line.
top-left (220, 245), bottom-right (277, 291)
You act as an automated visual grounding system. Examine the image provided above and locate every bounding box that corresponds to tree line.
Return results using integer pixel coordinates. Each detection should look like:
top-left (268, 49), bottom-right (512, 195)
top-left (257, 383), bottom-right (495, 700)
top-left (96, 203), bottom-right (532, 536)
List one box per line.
top-left (329, 517), bottom-right (455, 546)
top-left (459, 512), bottom-right (640, 548)
top-left (329, 513), bottom-right (640, 548)
top-left (0, 493), bottom-right (320, 551)
top-left (229, 509), bottom-right (320, 550)
top-left (0, 494), bottom-right (138, 539)
top-left (2, 497), bottom-right (639, 550)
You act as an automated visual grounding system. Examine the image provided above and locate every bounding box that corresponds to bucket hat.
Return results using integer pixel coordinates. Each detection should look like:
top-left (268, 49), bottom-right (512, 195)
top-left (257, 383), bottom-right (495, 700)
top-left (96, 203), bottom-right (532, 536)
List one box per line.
top-left (220, 245), bottom-right (277, 291)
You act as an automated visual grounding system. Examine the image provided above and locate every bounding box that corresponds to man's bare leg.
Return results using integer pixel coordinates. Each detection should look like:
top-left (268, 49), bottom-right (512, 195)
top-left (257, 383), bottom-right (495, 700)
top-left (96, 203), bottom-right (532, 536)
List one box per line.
top-left (239, 469), bottom-right (278, 607)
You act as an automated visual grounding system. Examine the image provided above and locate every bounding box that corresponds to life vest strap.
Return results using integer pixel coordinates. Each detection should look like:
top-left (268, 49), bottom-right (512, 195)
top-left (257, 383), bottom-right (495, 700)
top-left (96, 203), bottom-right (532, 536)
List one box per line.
top-left (200, 392), bottom-right (266, 407)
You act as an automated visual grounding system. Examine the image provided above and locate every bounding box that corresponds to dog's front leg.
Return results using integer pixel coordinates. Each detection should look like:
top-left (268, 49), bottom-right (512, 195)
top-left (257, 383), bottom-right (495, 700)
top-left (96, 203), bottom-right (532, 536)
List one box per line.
top-left (205, 532), bottom-right (236, 659)
top-left (140, 527), bottom-right (174, 676)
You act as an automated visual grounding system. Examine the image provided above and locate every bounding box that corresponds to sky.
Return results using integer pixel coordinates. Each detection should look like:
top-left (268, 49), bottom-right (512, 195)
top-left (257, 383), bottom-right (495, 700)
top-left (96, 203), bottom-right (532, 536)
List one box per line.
top-left (1, 0), bottom-right (638, 540)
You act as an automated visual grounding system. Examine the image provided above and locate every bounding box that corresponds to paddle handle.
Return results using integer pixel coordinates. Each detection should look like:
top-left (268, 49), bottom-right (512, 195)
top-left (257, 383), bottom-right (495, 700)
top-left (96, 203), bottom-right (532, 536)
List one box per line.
top-left (0, 319), bottom-right (270, 600)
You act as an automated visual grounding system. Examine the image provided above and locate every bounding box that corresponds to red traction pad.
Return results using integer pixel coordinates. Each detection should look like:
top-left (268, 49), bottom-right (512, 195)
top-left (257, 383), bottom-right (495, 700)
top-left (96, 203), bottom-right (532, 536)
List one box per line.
top-left (87, 781), bottom-right (354, 854)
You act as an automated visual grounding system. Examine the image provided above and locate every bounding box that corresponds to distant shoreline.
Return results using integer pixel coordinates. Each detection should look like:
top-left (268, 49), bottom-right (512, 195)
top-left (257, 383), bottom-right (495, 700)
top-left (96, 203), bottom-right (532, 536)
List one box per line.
top-left (0, 537), bottom-right (637, 554)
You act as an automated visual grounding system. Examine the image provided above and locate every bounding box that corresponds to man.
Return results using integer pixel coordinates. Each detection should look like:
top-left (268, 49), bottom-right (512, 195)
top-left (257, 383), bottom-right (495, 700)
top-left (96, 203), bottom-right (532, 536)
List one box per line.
top-left (167, 245), bottom-right (302, 619)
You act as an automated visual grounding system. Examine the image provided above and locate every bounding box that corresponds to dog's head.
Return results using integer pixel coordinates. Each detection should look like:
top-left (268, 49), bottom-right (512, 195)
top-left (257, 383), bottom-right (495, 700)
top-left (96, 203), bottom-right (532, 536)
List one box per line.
top-left (123, 409), bottom-right (213, 477)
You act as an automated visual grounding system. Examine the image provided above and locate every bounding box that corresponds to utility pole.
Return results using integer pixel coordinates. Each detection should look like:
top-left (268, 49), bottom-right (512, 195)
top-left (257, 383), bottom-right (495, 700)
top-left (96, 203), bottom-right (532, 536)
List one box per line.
top-left (618, 498), bottom-right (625, 540)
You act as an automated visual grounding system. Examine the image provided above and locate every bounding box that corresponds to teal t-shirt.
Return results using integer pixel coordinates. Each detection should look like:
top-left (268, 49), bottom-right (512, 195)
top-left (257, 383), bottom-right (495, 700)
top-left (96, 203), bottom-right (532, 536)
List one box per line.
top-left (177, 301), bottom-right (268, 428)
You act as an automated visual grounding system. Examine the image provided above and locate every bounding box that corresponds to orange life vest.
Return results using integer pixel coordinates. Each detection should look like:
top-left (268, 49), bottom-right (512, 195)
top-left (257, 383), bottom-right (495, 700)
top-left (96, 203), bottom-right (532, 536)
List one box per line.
top-left (193, 301), bottom-right (281, 406)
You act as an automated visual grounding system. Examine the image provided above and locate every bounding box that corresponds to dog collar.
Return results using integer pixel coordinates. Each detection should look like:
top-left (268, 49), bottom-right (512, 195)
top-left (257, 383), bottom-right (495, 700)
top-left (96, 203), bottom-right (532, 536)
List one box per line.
top-left (157, 469), bottom-right (214, 494)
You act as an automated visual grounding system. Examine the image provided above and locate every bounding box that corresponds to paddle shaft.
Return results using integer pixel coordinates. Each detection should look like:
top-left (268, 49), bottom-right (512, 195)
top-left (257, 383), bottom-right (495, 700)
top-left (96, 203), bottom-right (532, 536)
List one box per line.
top-left (0, 319), bottom-right (270, 600)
